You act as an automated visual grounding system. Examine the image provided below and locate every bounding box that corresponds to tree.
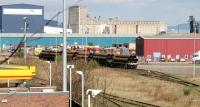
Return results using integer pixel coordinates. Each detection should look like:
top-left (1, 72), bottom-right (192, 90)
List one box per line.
top-left (88, 42), bottom-right (94, 46)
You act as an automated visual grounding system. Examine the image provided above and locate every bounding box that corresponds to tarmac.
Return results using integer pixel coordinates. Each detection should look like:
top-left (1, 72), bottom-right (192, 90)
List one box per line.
top-left (138, 62), bottom-right (200, 76)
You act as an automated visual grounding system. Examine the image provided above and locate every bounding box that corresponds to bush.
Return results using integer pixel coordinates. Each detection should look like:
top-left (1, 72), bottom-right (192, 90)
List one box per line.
top-left (88, 42), bottom-right (94, 46)
top-left (75, 59), bottom-right (99, 71)
top-left (183, 87), bottom-right (192, 96)
top-left (13, 51), bottom-right (24, 58)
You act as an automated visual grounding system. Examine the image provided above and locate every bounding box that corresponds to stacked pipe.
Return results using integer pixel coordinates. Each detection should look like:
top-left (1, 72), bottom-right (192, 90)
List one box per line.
top-left (39, 50), bottom-right (62, 61)
top-left (38, 51), bottom-right (138, 69)
top-left (108, 54), bottom-right (138, 69)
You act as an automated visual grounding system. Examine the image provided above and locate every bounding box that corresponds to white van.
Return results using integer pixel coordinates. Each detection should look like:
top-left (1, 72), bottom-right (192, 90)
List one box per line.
top-left (193, 51), bottom-right (200, 64)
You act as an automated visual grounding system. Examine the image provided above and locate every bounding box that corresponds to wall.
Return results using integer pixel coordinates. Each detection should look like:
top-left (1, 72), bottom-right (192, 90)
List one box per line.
top-left (69, 6), bottom-right (80, 34)
top-left (0, 33), bottom-right (136, 47)
top-left (0, 4), bottom-right (44, 33)
top-left (68, 6), bottom-right (167, 35)
top-left (0, 92), bottom-right (69, 107)
top-left (143, 39), bottom-right (200, 59)
top-left (0, 7), bottom-right (2, 32)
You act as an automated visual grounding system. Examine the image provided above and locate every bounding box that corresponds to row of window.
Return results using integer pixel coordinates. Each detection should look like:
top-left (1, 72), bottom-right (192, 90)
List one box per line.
top-left (147, 54), bottom-right (191, 59)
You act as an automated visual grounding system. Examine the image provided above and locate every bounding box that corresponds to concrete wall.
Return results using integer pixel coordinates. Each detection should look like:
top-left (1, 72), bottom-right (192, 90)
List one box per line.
top-left (69, 6), bottom-right (80, 34)
top-left (69, 6), bottom-right (167, 35)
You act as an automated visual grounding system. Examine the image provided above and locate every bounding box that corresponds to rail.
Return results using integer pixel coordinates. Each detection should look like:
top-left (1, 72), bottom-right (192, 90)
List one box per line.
top-left (100, 93), bottom-right (161, 107)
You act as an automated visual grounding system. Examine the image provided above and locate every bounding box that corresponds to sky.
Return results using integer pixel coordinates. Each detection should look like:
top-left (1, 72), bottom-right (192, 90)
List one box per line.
top-left (0, 0), bottom-right (200, 26)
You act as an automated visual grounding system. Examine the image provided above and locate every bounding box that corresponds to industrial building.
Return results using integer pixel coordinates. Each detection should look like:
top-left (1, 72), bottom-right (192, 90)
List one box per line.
top-left (69, 6), bottom-right (167, 35)
top-left (136, 34), bottom-right (200, 61)
top-left (0, 4), bottom-right (44, 33)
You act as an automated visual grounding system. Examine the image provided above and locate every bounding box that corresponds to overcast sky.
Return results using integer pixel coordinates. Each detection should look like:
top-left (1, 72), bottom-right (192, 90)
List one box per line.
top-left (0, 0), bottom-right (200, 26)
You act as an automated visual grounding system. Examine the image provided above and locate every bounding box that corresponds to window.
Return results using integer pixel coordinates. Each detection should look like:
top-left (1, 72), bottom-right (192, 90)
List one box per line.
top-left (161, 55), bottom-right (165, 58)
top-left (193, 54), bottom-right (199, 57)
top-left (167, 55), bottom-right (171, 59)
top-left (147, 55), bottom-right (151, 59)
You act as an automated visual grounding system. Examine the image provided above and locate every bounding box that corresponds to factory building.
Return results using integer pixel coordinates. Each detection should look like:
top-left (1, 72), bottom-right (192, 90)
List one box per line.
top-left (69, 6), bottom-right (167, 35)
top-left (0, 4), bottom-right (44, 33)
top-left (136, 34), bottom-right (200, 61)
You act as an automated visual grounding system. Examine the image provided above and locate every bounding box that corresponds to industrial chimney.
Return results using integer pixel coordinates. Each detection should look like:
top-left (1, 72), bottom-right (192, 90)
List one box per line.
top-left (189, 16), bottom-right (196, 33)
top-left (196, 22), bottom-right (199, 33)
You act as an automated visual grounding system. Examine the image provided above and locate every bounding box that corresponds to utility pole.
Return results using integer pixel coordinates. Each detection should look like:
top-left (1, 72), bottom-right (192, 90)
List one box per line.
top-left (23, 17), bottom-right (28, 65)
top-left (63, 0), bottom-right (68, 91)
top-left (193, 27), bottom-right (196, 78)
top-left (0, 29), bottom-right (2, 54)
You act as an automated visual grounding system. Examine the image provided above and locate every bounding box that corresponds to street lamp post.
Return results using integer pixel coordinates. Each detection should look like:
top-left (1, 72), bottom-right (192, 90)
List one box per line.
top-left (193, 30), bottom-right (196, 78)
top-left (7, 56), bottom-right (10, 87)
top-left (85, 33), bottom-right (88, 63)
top-left (84, 27), bottom-right (89, 63)
top-left (76, 71), bottom-right (84, 107)
top-left (63, 0), bottom-right (68, 92)
top-left (86, 89), bottom-right (102, 107)
top-left (67, 65), bottom-right (74, 107)
top-left (46, 61), bottom-right (52, 86)
top-left (0, 29), bottom-right (2, 52)
top-left (23, 17), bottom-right (28, 65)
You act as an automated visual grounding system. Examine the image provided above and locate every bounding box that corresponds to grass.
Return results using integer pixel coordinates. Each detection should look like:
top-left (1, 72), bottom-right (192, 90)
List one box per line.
top-left (91, 68), bottom-right (200, 107)
top-left (183, 87), bottom-right (192, 96)
top-left (4, 55), bottom-right (200, 107)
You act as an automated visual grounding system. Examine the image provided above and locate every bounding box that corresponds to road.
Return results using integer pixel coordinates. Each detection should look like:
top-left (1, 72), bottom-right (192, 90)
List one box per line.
top-left (138, 63), bottom-right (200, 76)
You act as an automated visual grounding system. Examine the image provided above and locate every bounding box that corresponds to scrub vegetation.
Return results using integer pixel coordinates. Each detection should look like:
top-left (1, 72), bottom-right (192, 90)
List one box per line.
top-left (6, 56), bottom-right (200, 107)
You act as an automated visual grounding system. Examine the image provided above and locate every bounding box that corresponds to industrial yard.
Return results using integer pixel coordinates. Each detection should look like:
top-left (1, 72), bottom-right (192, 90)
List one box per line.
top-left (1, 53), bottom-right (200, 107)
top-left (0, 0), bottom-right (200, 107)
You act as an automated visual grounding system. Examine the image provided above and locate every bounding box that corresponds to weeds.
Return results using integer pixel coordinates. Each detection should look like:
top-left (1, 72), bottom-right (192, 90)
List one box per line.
top-left (183, 87), bottom-right (192, 96)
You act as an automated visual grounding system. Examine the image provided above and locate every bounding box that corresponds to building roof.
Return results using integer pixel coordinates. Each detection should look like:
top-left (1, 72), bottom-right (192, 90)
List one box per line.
top-left (139, 33), bottom-right (200, 39)
top-left (0, 3), bottom-right (43, 8)
top-left (44, 20), bottom-right (60, 27)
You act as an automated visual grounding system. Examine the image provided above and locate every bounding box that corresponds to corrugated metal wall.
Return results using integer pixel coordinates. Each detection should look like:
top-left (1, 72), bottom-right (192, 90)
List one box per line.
top-left (143, 39), bottom-right (200, 59)
top-left (0, 4), bottom-right (44, 33)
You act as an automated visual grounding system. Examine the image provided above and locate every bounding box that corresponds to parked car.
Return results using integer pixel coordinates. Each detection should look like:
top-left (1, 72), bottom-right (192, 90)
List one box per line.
top-left (170, 58), bottom-right (176, 62)
top-left (146, 58), bottom-right (152, 62)
top-left (160, 57), bottom-right (165, 62)
top-left (180, 58), bottom-right (186, 62)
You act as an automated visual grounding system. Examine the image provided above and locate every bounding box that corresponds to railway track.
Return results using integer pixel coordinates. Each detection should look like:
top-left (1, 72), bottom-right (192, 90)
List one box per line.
top-left (124, 68), bottom-right (200, 92)
top-left (100, 93), bottom-right (160, 107)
